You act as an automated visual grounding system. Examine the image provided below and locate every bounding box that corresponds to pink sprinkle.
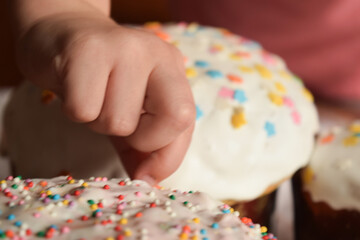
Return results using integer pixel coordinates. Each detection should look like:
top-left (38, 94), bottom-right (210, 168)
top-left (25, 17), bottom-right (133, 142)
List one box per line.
top-left (292, 111), bottom-right (301, 125)
top-left (40, 193), bottom-right (47, 198)
top-left (95, 211), bottom-right (103, 217)
top-left (135, 192), bottom-right (142, 197)
top-left (95, 177), bottom-right (101, 182)
top-left (218, 87), bottom-right (234, 98)
top-left (102, 177), bottom-right (108, 182)
top-left (33, 212), bottom-right (41, 218)
top-left (18, 200), bottom-right (25, 205)
top-left (6, 176), bottom-right (13, 181)
top-left (11, 195), bottom-right (18, 200)
top-left (3, 188), bottom-right (10, 193)
top-left (262, 51), bottom-right (276, 65)
top-left (283, 97), bottom-right (294, 108)
top-left (61, 226), bottom-right (70, 234)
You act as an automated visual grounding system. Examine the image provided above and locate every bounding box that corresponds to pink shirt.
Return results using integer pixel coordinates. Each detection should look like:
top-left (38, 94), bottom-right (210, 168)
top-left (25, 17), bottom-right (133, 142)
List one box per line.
top-left (171, 0), bottom-right (360, 101)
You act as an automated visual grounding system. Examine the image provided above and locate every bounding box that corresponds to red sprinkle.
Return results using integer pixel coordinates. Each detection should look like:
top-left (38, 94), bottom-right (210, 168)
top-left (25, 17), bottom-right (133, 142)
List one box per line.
top-left (26, 229), bottom-right (32, 236)
top-left (150, 202), bottom-right (157, 208)
top-left (103, 185), bottom-right (110, 190)
top-left (81, 215), bottom-right (89, 221)
top-left (117, 195), bottom-right (124, 200)
top-left (135, 212), bottom-right (143, 218)
top-left (118, 181), bottom-right (125, 186)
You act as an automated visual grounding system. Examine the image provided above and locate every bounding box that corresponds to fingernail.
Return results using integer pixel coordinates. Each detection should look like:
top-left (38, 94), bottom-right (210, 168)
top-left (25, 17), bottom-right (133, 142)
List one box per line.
top-left (139, 175), bottom-right (156, 187)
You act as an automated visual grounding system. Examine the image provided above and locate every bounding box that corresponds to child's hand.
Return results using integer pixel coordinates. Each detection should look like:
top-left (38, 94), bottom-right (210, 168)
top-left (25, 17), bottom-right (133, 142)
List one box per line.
top-left (16, 13), bottom-right (195, 185)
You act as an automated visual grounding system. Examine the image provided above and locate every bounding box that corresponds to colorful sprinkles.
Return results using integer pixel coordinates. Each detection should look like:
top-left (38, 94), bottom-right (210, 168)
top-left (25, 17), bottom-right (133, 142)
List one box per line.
top-left (0, 176), bottom-right (276, 240)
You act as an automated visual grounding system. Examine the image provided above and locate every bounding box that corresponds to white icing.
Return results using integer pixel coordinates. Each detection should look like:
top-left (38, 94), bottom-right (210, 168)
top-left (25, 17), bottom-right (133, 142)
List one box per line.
top-left (303, 121), bottom-right (360, 211)
top-left (0, 176), bottom-right (272, 239)
top-left (159, 23), bottom-right (319, 200)
top-left (4, 23), bottom-right (318, 202)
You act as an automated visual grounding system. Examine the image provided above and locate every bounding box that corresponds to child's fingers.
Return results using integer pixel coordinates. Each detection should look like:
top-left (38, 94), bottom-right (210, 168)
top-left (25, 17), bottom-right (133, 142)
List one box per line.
top-left (87, 62), bottom-right (148, 135)
top-left (61, 45), bottom-right (110, 123)
top-left (111, 123), bottom-right (194, 185)
top-left (125, 54), bottom-right (196, 152)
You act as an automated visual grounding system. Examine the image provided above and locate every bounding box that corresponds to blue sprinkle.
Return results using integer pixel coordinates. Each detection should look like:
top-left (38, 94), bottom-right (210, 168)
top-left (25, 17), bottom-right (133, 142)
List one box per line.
top-left (353, 133), bottom-right (360, 137)
top-left (203, 238), bottom-right (209, 240)
top-left (211, 223), bottom-right (219, 229)
top-left (52, 194), bottom-right (61, 200)
top-left (196, 105), bottom-right (203, 120)
top-left (206, 70), bottom-right (224, 79)
top-left (265, 121), bottom-right (276, 137)
top-left (195, 60), bottom-right (210, 68)
top-left (222, 209), bottom-right (231, 214)
top-left (7, 214), bottom-right (15, 220)
top-left (233, 90), bottom-right (247, 103)
top-left (0, 209), bottom-right (2, 216)
top-left (14, 221), bottom-right (22, 227)
top-left (0, 230), bottom-right (3, 234)
top-left (200, 229), bottom-right (207, 235)
top-left (49, 224), bottom-right (58, 230)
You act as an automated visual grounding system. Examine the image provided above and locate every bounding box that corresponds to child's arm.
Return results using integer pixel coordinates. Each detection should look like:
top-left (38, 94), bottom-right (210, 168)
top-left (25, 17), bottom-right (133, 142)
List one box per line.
top-left (8, 0), bottom-right (196, 185)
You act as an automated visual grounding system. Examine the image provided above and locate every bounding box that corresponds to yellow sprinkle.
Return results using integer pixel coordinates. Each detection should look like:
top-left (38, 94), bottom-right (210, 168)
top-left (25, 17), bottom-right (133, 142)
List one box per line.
top-left (192, 217), bottom-right (200, 224)
top-left (279, 70), bottom-right (292, 80)
top-left (171, 41), bottom-right (179, 47)
top-left (119, 218), bottom-right (128, 225)
top-left (0, 180), bottom-right (6, 184)
top-left (124, 229), bottom-right (132, 237)
top-left (187, 23), bottom-right (199, 32)
top-left (37, 207), bottom-right (44, 211)
top-left (230, 208), bottom-right (234, 213)
top-left (238, 65), bottom-right (253, 73)
top-left (179, 233), bottom-right (188, 240)
top-left (231, 109), bottom-right (247, 129)
top-left (255, 64), bottom-right (272, 79)
top-left (260, 226), bottom-right (268, 233)
top-left (191, 236), bottom-right (199, 240)
top-left (106, 237), bottom-right (115, 240)
top-left (186, 68), bottom-right (197, 78)
top-left (302, 167), bottom-right (314, 185)
top-left (343, 136), bottom-right (358, 146)
top-left (349, 124), bottom-right (360, 133)
top-left (40, 190), bottom-right (45, 194)
top-left (81, 182), bottom-right (88, 188)
top-left (212, 44), bottom-right (224, 51)
top-left (268, 92), bottom-right (283, 106)
top-left (275, 82), bottom-right (287, 94)
top-left (144, 21), bottom-right (161, 30)
top-left (68, 179), bottom-right (75, 184)
top-left (90, 204), bottom-right (98, 211)
top-left (62, 200), bottom-right (69, 206)
top-left (46, 190), bottom-right (52, 196)
top-left (229, 53), bottom-right (241, 61)
top-left (303, 88), bottom-right (314, 102)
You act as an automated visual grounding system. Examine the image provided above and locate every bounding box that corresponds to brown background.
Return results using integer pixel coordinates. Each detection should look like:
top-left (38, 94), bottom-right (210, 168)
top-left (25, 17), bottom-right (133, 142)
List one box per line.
top-left (0, 0), bottom-right (170, 87)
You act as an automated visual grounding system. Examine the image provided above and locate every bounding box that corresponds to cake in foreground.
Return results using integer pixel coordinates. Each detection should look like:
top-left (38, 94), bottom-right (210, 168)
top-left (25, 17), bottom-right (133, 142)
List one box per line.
top-left (0, 176), bottom-right (276, 240)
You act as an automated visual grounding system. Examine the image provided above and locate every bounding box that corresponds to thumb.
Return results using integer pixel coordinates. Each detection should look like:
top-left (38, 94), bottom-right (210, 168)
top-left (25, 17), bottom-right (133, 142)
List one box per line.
top-left (110, 123), bottom-right (194, 186)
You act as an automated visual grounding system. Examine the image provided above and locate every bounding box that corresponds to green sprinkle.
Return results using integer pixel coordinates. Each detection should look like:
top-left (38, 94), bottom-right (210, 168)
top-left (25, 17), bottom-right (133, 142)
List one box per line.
top-left (37, 231), bottom-right (46, 237)
top-left (87, 200), bottom-right (95, 205)
top-left (11, 184), bottom-right (18, 189)
top-left (169, 195), bottom-right (176, 200)
top-left (183, 201), bottom-right (189, 206)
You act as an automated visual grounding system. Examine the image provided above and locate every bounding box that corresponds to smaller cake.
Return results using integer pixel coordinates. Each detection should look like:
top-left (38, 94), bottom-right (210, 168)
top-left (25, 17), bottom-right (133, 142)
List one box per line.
top-left (0, 176), bottom-right (276, 240)
top-left (293, 121), bottom-right (360, 240)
